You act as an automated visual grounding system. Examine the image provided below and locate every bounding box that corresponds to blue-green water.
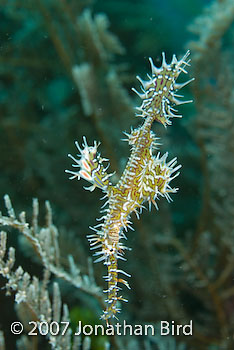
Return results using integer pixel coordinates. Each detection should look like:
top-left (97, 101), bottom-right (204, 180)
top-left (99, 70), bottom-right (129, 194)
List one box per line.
top-left (0, 1), bottom-right (233, 349)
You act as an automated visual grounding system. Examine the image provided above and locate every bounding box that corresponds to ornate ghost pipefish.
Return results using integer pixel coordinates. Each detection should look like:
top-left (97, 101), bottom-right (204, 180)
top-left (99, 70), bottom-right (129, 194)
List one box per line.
top-left (66, 50), bottom-right (193, 321)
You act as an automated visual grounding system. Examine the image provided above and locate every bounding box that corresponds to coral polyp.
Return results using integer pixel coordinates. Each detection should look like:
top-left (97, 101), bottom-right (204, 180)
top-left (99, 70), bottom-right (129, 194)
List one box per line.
top-left (66, 51), bottom-right (193, 320)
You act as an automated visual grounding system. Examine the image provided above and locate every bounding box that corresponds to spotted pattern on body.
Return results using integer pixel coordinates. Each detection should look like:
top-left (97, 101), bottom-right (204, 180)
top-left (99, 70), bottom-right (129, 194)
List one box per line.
top-left (66, 51), bottom-right (193, 320)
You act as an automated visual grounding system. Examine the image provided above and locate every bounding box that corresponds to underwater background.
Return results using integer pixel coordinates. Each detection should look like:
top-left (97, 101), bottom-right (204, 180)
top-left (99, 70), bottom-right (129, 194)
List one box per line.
top-left (0, 0), bottom-right (234, 349)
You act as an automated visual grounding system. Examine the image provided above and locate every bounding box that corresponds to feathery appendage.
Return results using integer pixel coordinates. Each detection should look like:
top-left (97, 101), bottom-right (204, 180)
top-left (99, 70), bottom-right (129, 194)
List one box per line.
top-left (133, 50), bottom-right (193, 126)
top-left (66, 51), bottom-right (193, 320)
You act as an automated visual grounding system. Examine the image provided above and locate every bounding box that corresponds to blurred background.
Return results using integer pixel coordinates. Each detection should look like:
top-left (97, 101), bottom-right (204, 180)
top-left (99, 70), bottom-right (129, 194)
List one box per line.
top-left (0, 0), bottom-right (234, 349)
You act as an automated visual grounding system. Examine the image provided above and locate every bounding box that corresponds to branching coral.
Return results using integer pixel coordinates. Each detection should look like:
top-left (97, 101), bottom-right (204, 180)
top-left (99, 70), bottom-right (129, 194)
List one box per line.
top-left (0, 195), bottom-right (107, 349)
top-left (0, 195), bottom-right (101, 300)
top-left (176, 0), bottom-right (234, 347)
top-left (0, 0), bottom-right (132, 226)
top-left (188, 0), bottom-right (234, 62)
